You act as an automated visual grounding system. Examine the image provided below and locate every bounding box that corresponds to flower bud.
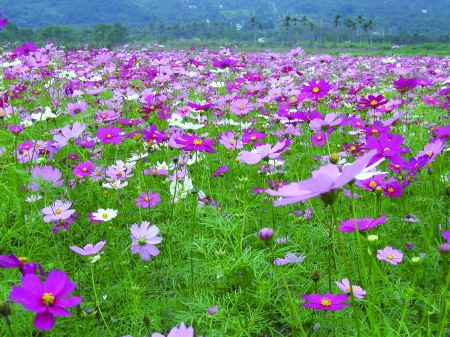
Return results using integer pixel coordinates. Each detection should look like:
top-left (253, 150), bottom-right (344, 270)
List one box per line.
top-left (439, 243), bottom-right (450, 255)
top-left (411, 256), bottom-right (421, 264)
top-left (367, 235), bottom-right (379, 244)
top-left (258, 227), bottom-right (274, 241)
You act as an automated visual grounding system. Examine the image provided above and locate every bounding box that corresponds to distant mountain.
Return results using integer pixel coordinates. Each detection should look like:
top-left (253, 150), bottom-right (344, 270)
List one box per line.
top-left (2, 0), bottom-right (450, 35)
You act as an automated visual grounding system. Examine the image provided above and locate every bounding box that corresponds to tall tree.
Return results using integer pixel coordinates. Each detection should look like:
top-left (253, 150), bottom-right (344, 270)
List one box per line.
top-left (332, 14), bottom-right (341, 44)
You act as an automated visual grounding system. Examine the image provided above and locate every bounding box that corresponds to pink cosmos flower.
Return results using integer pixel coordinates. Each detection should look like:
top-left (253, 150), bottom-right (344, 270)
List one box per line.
top-left (134, 190), bottom-right (161, 208)
top-left (274, 253), bottom-right (305, 265)
top-left (130, 221), bottom-right (162, 260)
top-left (266, 150), bottom-right (377, 206)
top-left (69, 241), bottom-right (106, 256)
top-left (96, 126), bottom-right (123, 145)
top-left (339, 215), bottom-right (386, 232)
top-left (218, 131), bottom-right (243, 150)
top-left (9, 270), bottom-right (82, 330)
top-left (230, 98), bottom-right (254, 116)
top-left (53, 122), bottom-right (86, 147)
top-left (335, 278), bottom-right (366, 299)
top-left (42, 200), bottom-right (76, 223)
top-left (152, 323), bottom-right (194, 337)
top-left (377, 246), bottom-right (403, 265)
top-left (208, 305), bottom-right (218, 315)
top-left (238, 139), bottom-right (288, 164)
top-left (301, 293), bottom-right (350, 311)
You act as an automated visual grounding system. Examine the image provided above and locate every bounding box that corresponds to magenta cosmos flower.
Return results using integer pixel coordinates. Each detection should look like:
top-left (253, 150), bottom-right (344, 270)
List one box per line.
top-left (266, 150), bottom-right (377, 206)
top-left (175, 134), bottom-right (216, 153)
top-left (9, 270), bottom-right (82, 330)
top-left (301, 293), bottom-right (350, 311)
top-left (0, 254), bottom-right (44, 276)
top-left (152, 322), bottom-right (194, 337)
top-left (96, 126), bottom-right (123, 145)
top-left (130, 221), bottom-right (162, 260)
top-left (301, 79), bottom-right (332, 100)
top-left (335, 278), bottom-right (366, 299)
top-left (42, 200), bottom-right (76, 223)
top-left (377, 246), bottom-right (403, 265)
top-left (339, 215), bottom-right (386, 232)
top-left (134, 190), bottom-right (161, 208)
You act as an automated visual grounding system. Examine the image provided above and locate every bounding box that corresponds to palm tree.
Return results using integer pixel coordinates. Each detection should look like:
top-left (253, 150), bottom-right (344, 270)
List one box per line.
top-left (363, 19), bottom-right (374, 50)
top-left (332, 14), bottom-right (341, 44)
top-left (345, 18), bottom-right (357, 42)
top-left (282, 15), bottom-right (292, 43)
top-left (356, 14), bottom-right (365, 43)
top-left (249, 16), bottom-right (258, 44)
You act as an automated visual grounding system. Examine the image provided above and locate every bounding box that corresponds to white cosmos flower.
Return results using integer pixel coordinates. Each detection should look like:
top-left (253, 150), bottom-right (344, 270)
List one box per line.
top-left (92, 208), bottom-right (118, 222)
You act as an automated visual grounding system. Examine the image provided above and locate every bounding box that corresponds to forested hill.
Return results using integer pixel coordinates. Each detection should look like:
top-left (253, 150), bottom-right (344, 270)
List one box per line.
top-left (2, 0), bottom-right (450, 35)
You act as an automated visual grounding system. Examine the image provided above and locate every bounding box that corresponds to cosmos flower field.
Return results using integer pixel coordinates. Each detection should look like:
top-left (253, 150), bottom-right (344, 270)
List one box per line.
top-left (1, 41), bottom-right (450, 336)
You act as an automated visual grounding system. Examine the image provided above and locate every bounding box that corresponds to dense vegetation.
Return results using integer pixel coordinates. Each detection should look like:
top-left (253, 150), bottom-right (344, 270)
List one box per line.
top-left (1, 0), bottom-right (450, 36)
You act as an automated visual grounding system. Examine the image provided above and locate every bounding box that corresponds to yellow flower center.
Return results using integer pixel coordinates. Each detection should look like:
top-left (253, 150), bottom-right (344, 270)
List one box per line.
top-left (370, 100), bottom-right (378, 106)
top-left (316, 136), bottom-right (322, 141)
top-left (369, 181), bottom-right (377, 188)
top-left (144, 196), bottom-right (151, 201)
top-left (387, 254), bottom-right (394, 260)
top-left (312, 87), bottom-right (320, 93)
top-left (290, 97), bottom-right (298, 103)
top-left (42, 293), bottom-right (55, 306)
top-left (239, 105), bottom-right (244, 110)
top-left (55, 209), bottom-right (61, 214)
top-left (193, 139), bottom-right (203, 145)
top-left (375, 187), bottom-right (383, 192)
top-left (250, 136), bottom-right (256, 141)
top-left (383, 147), bottom-right (390, 152)
top-left (388, 187), bottom-right (394, 193)
top-left (320, 298), bottom-right (332, 307)
top-left (18, 257), bottom-right (28, 262)
top-left (82, 168), bottom-right (88, 172)
top-left (106, 134), bottom-right (112, 139)
top-left (230, 140), bottom-right (235, 145)
top-left (102, 213), bottom-right (109, 218)
top-left (427, 151), bottom-right (433, 157)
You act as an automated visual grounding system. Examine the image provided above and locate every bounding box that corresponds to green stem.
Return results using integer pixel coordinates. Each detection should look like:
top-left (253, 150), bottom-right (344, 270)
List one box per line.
top-left (330, 203), bottom-right (361, 337)
top-left (437, 262), bottom-right (450, 337)
top-left (349, 184), bottom-right (378, 336)
top-left (90, 266), bottom-right (113, 337)
top-left (4, 316), bottom-right (14, 337)
top-left (275, 264), bottom-right (307, 337)
top-left (397, 270), bottom-right (417, 335)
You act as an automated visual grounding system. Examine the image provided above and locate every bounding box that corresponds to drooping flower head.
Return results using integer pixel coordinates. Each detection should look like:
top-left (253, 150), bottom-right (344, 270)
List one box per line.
top-left (335, 278), bottom-right (366, 299)
top-left (339, 215), bottom-right (386, 232)
top-left (266, 150), bottom-right (377, 206)
top-left (69, 241), bottom-right (106, 257)
top-left (9, 270), bottom-right (82, 330)
top-left (0, 254), bottom-right (44, 276)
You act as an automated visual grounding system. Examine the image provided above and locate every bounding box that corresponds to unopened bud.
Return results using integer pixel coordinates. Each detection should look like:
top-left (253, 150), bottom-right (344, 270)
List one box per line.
top-left (258, 227), bottom-right (274, 241)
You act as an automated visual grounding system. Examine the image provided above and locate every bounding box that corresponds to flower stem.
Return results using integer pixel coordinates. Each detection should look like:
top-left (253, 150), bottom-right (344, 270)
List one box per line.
top-left (437, 262), bottom-right (450, 337)
top-left (90, 266), bottom-right (113, 337)
top-left (397, 270), bottom-right (417, 335)
top-left (274, 264), bottom-right (307, 337)
top-left (330, 203), bottom-right (361, 337)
